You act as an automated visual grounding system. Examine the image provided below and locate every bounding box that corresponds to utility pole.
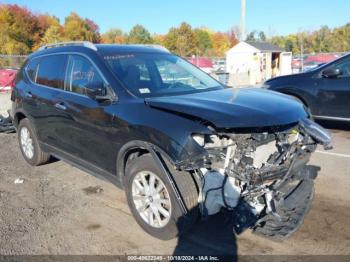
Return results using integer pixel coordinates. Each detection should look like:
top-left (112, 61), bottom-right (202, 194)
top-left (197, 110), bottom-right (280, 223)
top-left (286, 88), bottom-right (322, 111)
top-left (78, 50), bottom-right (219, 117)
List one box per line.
top-left (240, 0), bottom-right (246, 41)
top-left (298, 31), bottom-right (304, 72)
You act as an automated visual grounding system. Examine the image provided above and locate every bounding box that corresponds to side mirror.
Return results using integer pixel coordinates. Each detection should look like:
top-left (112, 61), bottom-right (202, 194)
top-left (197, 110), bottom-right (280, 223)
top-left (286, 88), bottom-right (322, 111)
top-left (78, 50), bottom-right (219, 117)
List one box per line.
top-left (86, 83), bottom-right (109, 101)
top-left (322, 68), bottom-right (341, 78)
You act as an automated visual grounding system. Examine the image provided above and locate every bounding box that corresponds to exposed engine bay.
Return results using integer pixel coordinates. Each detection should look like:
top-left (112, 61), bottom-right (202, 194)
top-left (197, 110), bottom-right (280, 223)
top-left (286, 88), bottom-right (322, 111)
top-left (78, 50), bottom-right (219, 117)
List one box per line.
top-left (194, 118), bottom-right (332, 239)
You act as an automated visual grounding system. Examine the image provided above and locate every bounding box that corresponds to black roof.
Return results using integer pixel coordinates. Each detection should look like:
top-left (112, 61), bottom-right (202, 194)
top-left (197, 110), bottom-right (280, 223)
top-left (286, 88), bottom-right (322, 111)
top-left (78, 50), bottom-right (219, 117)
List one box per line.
top-left (246, 41), bottom-right (283, 52)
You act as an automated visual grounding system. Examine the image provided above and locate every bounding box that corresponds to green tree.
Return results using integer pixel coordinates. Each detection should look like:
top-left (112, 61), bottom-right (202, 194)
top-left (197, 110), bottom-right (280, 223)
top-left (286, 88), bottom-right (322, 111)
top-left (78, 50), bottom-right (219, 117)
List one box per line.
top-left (246, 30), bottom-right (266, 42)
top-left (194, 28), bottom-right (212, 56)
top-left (259, 31), bottom-right (266, 41)
top-left (165, 22), bottom-right (198, 57)
top-left (126, 24), bottom-right (153, 44)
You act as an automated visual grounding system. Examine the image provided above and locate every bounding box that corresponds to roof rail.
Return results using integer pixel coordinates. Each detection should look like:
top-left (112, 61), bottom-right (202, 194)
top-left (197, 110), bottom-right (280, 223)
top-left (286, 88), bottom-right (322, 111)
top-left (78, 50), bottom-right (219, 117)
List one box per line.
top-left (38, 41), bottom-right (97, 51)
top-left (131, 44), bottom-right (170, 53)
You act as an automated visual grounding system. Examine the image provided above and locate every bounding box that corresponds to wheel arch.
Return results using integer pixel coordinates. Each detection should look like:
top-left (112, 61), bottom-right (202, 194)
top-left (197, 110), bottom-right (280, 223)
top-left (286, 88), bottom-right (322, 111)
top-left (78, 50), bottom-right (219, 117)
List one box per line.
top-left (278, 88), bottom-right (310, 109)
top-left (13, 110), bottom-right (28, 128)
top-left (116, 140), bottom-right (177, 187)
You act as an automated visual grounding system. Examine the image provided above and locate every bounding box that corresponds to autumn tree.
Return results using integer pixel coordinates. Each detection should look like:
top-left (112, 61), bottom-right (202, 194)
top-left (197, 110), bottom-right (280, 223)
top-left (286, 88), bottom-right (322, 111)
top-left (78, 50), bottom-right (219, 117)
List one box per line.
top-left (101, 28), bottom-right (125, 44)
top-left (126, 24), bottom-right (153, 44)
top-left (0, 4), bottom-right (38, 54)
top-left (165, 22), bottom-right (198, 57)
top-left (226, 27), bottom-right (239, 47)
top-left (211, 32), bottom-right (231, 57)
top-left (152, 34), bottom-right (166, 46)
top-left (64, 12), bottom-right (100, 42)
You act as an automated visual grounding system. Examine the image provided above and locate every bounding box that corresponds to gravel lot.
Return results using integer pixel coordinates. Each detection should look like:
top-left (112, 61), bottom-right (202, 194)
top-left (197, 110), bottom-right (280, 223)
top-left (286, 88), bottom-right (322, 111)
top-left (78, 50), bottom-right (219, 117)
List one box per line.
top-left (0, 93), bottom-right (350, 257)
top-left (0, 92), bottom-right (11, 116)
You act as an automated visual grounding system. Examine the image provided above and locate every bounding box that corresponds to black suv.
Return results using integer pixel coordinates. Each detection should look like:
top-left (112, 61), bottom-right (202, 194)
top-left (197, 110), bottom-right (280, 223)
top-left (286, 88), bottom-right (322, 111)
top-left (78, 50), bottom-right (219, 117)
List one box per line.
top-left (265, 53), bottom-right (350, 121)
top-left (11, 42), bottom-right (332, 240)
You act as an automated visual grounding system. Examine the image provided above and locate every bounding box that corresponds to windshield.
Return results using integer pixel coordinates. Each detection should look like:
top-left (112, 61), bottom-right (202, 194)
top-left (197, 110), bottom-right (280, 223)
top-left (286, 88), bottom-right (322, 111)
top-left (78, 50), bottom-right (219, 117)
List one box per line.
top-left (103, 53), bottom-right (224, 97)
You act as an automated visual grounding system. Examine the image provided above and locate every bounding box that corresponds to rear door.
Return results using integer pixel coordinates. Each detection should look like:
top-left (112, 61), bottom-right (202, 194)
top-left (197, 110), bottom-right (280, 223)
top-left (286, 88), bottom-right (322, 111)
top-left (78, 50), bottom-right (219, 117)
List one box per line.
top-left (315, 57), bottom-right (350, 119)
top-left (23, 54), bottom-right (68, 146)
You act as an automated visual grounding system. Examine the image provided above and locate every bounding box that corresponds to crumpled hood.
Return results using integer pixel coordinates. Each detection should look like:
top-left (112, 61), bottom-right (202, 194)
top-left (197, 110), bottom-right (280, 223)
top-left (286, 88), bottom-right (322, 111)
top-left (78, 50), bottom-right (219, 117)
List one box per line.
top-left (145, 88), bottom-right (308, 128)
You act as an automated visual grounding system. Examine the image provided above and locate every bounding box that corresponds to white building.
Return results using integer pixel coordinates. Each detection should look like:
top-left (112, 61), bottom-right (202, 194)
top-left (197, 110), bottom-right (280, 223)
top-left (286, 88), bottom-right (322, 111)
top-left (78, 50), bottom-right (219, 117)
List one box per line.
top-left (226, 41), bottom-right (292, 86)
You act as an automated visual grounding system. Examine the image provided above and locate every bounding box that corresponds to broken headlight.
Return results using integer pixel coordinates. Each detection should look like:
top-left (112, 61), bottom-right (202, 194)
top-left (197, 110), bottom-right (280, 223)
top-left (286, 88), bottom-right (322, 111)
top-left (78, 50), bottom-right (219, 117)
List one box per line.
top-left (192, 133), bottom-right (232, 149)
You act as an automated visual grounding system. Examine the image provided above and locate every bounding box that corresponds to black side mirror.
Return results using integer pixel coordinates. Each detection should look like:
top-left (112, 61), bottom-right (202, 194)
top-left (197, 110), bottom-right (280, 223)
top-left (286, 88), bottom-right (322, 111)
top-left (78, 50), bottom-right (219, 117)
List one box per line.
top-left (86, 83), bottom-right (109, 101)
top-left (322, 68), bottom-right (341, 78)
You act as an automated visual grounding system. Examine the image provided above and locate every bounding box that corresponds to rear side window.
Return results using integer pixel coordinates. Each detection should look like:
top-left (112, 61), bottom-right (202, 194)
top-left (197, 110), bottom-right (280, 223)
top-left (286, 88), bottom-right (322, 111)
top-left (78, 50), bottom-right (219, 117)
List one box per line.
top-left (26, 59), bottom-right (40, 82)
top-left (36, 55), bottom-right (67, 89)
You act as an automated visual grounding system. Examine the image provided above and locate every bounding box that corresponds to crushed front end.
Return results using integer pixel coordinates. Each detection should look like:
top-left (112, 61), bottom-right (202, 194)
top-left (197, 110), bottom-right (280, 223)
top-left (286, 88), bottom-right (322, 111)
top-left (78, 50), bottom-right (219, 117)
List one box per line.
top-left (190, 119), bottom-right (332, 240)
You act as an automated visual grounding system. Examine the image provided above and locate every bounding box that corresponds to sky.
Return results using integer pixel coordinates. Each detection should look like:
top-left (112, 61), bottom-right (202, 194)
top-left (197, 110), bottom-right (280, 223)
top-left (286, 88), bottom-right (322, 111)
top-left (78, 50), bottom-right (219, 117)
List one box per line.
top-left (3, 0), bottom-right (350, 36)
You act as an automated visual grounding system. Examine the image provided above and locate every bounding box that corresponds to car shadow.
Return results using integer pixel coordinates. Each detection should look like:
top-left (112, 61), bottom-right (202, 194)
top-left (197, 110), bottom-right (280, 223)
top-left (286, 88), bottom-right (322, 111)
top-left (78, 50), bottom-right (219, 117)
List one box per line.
top-left (173, 210), bottom-right (237, 260)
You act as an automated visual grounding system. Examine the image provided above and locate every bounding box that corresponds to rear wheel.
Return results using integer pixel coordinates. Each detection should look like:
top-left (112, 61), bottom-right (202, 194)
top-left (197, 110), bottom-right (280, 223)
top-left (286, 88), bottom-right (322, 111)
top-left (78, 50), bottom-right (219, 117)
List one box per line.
top-left (18, 118), bottom-right (50, 166)
top-left (124, 154), bottom-right (199, 240)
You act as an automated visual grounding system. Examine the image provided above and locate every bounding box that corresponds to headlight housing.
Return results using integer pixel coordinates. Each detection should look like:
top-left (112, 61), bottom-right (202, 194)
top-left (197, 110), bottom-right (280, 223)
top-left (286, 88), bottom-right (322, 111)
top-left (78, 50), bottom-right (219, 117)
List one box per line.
top-left (192, 133), bottom-right (231, 148)
top-left (192, 134), bottom-right (205, 147)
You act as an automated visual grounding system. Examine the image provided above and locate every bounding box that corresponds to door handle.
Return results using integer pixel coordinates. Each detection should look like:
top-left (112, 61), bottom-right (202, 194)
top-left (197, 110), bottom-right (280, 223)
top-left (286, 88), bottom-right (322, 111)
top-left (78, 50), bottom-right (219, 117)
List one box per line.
top-left (54, 102), bottom-right (67, 111)
top-left (25, 91), bottom-right (33, 98)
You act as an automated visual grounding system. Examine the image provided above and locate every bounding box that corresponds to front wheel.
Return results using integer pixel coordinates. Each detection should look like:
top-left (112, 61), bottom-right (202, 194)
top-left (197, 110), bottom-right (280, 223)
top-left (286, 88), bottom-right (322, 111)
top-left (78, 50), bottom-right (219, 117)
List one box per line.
top-left (124, 154), bottom-right (199, 240)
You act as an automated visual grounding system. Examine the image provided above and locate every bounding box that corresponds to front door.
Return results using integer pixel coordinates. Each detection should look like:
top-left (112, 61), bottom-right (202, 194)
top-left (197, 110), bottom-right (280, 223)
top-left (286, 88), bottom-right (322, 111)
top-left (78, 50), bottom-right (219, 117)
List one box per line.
top-left (315, 57), bottom-right (350, 119)
top-left (54, 54), bottom-right (118, 173)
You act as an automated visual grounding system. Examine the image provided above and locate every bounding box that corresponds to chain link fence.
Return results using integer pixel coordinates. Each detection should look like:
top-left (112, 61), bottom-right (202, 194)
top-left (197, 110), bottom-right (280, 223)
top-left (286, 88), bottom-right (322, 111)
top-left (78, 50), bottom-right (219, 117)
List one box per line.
top-left (0, 54), bottom-right (27, 69)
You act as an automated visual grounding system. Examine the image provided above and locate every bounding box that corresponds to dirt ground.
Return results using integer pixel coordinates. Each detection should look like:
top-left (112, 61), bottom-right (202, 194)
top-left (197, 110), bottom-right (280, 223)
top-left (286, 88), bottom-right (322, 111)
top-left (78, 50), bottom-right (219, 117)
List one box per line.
top-left (0, 91), bottom-right (350, 257)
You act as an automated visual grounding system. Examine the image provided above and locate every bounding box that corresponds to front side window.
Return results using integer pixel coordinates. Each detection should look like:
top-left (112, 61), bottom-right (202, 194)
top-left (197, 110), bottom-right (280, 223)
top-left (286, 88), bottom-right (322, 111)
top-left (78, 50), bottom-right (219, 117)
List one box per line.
top-left (36, 55), bottom-right (67, 89)
top-left (335, 59), bottom-right (350, 78)
top-left (104, 53), bottom-right (223, 97)
top-left (66, 55), bottom-right (104, 95)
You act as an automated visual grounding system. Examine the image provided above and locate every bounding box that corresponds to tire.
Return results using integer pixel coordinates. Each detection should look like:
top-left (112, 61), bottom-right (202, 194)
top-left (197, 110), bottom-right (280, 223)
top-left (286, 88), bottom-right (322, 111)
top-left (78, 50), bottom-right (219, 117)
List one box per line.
top-left (18, 118), bottom-right (50, 166)
top-left (124, 154), bottom-right (199, 240)
top-left (252, 179), bottom-right (314, 241)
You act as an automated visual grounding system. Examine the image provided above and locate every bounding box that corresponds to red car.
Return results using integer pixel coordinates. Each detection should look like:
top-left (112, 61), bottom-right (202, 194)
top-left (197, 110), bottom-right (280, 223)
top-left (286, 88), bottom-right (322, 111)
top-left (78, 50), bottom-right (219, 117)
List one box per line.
top-left (0, 69), bottom-right (18, 92)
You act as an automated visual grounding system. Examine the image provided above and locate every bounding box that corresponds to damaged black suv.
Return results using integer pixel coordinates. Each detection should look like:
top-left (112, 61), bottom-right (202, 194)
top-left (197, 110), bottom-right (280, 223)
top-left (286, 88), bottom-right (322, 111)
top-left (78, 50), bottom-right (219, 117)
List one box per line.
top-left (11, 42), bottom-right (332, 240)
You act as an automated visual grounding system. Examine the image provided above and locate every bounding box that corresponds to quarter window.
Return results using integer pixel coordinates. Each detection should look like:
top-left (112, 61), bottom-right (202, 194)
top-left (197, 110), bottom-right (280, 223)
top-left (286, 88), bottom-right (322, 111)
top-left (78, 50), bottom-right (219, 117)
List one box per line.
top-left (26, 59), bottom-right (40, 82)
top-left (66, 55), bottom-right (104, 95)
top-left (36, 55), bottom-right (67, 89)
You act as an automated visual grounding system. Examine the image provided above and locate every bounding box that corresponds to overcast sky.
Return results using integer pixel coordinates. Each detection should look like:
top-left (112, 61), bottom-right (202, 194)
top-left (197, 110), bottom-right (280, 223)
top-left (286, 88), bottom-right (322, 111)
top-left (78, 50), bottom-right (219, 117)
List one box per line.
top-left (4, 0), bottom-right (350, 35)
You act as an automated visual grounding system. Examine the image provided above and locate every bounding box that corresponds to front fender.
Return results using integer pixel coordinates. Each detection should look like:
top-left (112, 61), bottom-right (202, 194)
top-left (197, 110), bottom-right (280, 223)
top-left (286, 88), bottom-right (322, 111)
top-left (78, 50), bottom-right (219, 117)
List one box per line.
top-left (116, 137), bottom-right (209, 186)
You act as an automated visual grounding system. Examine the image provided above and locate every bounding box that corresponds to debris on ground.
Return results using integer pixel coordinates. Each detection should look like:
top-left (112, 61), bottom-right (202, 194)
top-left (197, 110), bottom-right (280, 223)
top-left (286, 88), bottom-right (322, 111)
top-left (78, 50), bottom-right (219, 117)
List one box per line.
top-left (0, 112), bottom-right (15, 133)
top-left (14, 178), bottom-right (25, 184)
top-left (83, 186), bottom-right (104, 195)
